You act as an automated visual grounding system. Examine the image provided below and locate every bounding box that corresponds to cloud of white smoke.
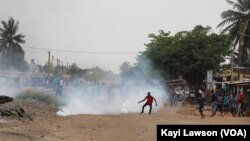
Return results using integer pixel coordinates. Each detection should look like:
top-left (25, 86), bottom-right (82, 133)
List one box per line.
top-left (57, 57), bottom-right (168, 116)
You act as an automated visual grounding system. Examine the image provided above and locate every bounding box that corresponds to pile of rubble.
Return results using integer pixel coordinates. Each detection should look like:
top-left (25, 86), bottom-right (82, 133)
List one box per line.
top-left (0, 95), bottom-right (57, 120)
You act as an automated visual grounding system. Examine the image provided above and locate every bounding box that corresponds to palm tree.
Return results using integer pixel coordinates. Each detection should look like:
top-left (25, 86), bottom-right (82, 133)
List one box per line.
top-left (217, 0), bottom-right (250, 66)
top-left (0, 17), bottom-right (25, 70)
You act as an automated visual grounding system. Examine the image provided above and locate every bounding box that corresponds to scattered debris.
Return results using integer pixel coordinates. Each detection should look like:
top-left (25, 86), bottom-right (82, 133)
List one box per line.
top-left (0, 100), bottom-right (57, 120)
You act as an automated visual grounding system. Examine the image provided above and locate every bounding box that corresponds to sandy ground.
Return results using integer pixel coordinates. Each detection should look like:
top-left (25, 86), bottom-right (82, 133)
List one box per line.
top-left (0, 103), bottom-right (250, 141)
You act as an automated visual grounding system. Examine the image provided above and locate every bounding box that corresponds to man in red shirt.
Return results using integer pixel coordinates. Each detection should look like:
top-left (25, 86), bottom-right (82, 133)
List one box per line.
top-left (138, 92), bottom-right (157, 114)
top-left (238, 91), bottom-right (245, 117)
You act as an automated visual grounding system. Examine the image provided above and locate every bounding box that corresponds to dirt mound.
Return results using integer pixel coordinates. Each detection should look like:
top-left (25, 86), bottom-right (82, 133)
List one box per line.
top-left (0, 100), bottom-right (58, 120)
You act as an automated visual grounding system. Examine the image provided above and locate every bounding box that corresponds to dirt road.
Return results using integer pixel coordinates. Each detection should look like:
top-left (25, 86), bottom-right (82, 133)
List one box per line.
top-left (0, 104), bottom-right (249, 141)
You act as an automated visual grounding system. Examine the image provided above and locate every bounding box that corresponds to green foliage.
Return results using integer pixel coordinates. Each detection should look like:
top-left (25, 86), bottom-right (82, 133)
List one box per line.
top-left (67, 63), bottom-right (117, 81)
top-left (16, 90), bottom-right (58, 107)
top-left (67, 63), bottom-right (87, 78)
top-left (143, 25), bottom-right (231, 89)
top-left (119, 55), bottom-right (162, 83)
top-left (119, 62), bottom-right (133, 78)
top-left (217, 0), bottom-right (250, 66)
top-left (0, 17), bottom-right (26, 71)
top-left (85, 66), bottom-right (117, 81)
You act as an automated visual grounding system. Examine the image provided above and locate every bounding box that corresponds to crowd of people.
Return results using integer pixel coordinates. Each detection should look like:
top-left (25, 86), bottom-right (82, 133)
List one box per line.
top-left (198, 89), bottom-right (247, 119)
top-left (209, 89), bottom-right (246, 118)
top-left (168, 87), bottom-right (248, 119)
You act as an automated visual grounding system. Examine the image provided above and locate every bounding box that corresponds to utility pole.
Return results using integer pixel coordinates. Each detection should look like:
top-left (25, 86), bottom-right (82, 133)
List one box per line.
top-left (57, 58), bottom-right (60, 67)
top-left (48, 51), bottom-right (51, 78)
top-left (61, 60), bottom-right (64, 77)
top-left (56, 58), bottom-right (59, 77)
top-left (231, 48), bottom-right (233, 83)
top-left (52, 55), bottom-right (54, 70)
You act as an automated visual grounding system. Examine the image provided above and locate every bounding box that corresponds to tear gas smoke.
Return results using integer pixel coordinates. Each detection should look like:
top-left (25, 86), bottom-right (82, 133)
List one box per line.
top-left (0, 67), bottom-right (49, 98)
top-left (0, 71), bottom-right (24, 98)
top-left (57, 80), bottom-right (167, 116)
top-left (57, 58), bottom-right (168, 116)
top-left (0, 56), bottom-right (168, 116)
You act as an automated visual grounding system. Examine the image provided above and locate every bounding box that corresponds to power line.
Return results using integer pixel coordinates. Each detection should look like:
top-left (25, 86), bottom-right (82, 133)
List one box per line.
top-left (23, 45), bottom-right (140, 54)
top-left (25, 50), bottom-right (47, 53)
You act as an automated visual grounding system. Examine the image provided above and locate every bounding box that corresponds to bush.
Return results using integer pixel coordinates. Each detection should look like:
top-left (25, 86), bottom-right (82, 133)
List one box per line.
top-left (16, 89), bottom-right (58, 107)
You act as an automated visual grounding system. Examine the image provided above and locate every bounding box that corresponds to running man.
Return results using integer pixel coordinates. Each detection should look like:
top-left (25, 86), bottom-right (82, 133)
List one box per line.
top-left (138, 92), bottom-right (157, 114)
top-left (197, 92), bottom-right (206, 119)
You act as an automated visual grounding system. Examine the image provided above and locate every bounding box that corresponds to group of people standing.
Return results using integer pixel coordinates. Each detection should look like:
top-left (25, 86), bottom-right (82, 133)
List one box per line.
top-left (198, 89), bottom-right (247, 119)
top-left (210, 90), bottom-right (246, 117)
top-left (169, 88), bottom-right (186, 107)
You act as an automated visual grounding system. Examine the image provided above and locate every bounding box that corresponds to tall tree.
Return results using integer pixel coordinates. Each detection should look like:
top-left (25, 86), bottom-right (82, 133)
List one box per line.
top-left (119, 61), bottom-right (133, 78)
top-left (217, 0), bottom-right (250, 66)
top-left (0, 17), bottom-right (25, 70)
top-left (143, 25), bottom-right (231, 94)
top-left (67, 63), bottom-right (84, 78)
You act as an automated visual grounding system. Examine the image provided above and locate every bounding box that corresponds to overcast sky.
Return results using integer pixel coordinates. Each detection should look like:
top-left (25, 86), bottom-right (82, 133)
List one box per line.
top-left (0, 0), bottom-right (230, 73)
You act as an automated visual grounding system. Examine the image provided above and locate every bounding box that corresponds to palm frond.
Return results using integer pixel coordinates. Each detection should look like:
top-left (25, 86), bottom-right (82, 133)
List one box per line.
top-left (13, 34), bottom-right (25, 43)
top-left (15, 43), bottom-right (25, 55)
top-left (219, 21), bottom-right (238, 33)
top-left (221, 10), bottom-right (245, 19)
top-left (8, 17), bottom-right (19, 36)
top-left (1, 21), bottom-right (8, 33)
top-left (237, 0), bottom-right (249, 11)
top-left (0, 17), bottom-right (26, 70)
top-left (226, 0), bottom-right (237, 6)
top-left (0, 27), bottom-right (4, 33)
top-left (217, 16), bottom-right (240, 28)
top-left (233, 0), bottom-right (247, 12)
